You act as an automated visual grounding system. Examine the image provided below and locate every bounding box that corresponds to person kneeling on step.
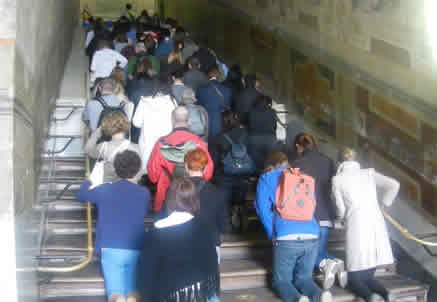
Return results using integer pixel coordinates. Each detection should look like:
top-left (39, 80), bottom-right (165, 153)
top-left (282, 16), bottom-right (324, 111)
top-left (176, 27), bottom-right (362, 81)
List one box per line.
top-left (255, 152), bottom-right (333, 302)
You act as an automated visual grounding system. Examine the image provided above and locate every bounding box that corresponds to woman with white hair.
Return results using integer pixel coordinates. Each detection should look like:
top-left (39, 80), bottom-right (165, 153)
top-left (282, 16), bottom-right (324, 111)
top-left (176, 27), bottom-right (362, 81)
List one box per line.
top-left (332, 148), bottom-right (400, 302)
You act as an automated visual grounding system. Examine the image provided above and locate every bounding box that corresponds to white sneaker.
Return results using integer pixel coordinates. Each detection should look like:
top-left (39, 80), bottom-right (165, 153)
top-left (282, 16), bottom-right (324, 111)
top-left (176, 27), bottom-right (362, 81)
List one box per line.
top-left (337, 270), bottom-right (348, 288)
top-left (319, 291), bottom-right (333, 302)
top-left (319, 259), bottom-right (339, 289)
top-left (369, 293), bottom-right (384, 302)
top-left (298, 296), bottom-right (310, 302)
top-left (333, 258), bottom-right (345, 271)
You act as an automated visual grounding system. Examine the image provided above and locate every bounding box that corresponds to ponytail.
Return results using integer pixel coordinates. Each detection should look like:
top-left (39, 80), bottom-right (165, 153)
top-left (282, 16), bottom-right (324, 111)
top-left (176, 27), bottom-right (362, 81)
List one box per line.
top-left (294, 133), bottom-right (317, 152)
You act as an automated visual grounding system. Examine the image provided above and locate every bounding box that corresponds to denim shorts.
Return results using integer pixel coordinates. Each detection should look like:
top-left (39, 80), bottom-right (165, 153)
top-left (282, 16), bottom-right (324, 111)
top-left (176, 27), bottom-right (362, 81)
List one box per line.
top-left (101, 248), bottom-right (141, 297)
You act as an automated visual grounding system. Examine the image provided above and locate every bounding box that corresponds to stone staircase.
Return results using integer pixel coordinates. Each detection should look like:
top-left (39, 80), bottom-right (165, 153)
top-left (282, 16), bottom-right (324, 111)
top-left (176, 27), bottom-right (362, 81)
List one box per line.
top-left (36, 152), bottom-right (429, 301)
top-left (35, 27), bottom-right (429, 302)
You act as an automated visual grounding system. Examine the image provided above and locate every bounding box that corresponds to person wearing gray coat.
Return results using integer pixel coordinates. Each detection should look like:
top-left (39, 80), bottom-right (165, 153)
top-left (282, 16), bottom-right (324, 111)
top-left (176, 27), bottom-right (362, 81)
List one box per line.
top-left (332, 148), bottom-right (399, 302)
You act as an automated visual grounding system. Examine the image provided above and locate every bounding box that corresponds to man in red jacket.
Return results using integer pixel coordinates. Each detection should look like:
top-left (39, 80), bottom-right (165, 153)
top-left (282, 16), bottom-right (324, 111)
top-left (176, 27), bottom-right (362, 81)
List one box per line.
top-left (147, 106), bottom-right (214, 212)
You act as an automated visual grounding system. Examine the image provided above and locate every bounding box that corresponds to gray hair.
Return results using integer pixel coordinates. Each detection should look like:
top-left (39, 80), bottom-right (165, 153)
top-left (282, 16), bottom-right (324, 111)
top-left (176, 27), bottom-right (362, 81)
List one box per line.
top-left (339, 147), bottom-right (357, 162)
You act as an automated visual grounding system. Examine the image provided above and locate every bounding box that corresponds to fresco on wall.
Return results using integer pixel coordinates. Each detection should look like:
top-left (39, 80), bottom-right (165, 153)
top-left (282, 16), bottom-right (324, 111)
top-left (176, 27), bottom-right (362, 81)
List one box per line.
top-left (294, 61), bottom-right (336, 138)
top-left (251, 25), bottom-right (277, 82)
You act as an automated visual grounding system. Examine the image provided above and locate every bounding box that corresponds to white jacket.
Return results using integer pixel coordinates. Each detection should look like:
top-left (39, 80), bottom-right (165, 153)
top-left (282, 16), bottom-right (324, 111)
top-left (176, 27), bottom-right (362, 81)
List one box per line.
top-left (332, 161), bottom-right (400, 272)
top-left (132, 94), bottom-right (177, 171)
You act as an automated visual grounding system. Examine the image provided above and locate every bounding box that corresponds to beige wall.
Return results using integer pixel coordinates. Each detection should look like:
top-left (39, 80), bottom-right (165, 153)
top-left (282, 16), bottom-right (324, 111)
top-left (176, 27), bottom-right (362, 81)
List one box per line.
top-left (80, 0), bottom-right (155, 20)
top-left (160, 0), bottom-right (437, 221)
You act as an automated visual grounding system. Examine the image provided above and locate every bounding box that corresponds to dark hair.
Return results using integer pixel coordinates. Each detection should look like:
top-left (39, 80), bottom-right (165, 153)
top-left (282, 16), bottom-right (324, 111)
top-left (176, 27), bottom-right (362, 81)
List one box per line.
top-left (222, 110), bottom-right (240, 132)
top-left (136, 57), bottom-right (152, 78)
top-left (97, 39), bottom-right (112, 50)
top-left (113, 150), bottom-right (141, 179)
top-left (172, 68), bottom-right (185, 80)
top-left (226, 64), bottom-right (242, 82)
top-left (165, 178), bottom-right (200, 216)
top-left (126, 3), bottom-right (132, 10)
top-left (150, 78), bottom-right (172, 97)
top-left (244, 74), bottom-right (257, 88)
top-left (264, 152), bottom-right (288, 173)
top-left (207, 65), bottom-right (220, 79)
top-left (294, 133), bottom-right (317, 153)
top-left (187, 56), bottom-right (201, 69)
top-left (140, 9), bottom-right (149, 17)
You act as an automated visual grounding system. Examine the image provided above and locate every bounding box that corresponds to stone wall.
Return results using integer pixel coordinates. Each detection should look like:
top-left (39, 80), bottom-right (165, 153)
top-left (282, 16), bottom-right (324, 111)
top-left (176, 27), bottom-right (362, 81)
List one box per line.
top-left (159, 0), bottom-right (437, 222)
top-left (0, 0), bottom-right (79, 301)
top-left (80, 0), bottom-right (155, 20)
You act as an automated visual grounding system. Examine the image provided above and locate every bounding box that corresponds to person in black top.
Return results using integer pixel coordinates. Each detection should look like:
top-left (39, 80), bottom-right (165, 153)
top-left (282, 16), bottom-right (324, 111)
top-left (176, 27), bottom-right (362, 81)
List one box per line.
top-left (291, 133), bottom-right (345, 290)
top-left (209, 111), bottom-right (250, 207)
top-left (184, 149), bottom-right (230, 262)
top-left (247, 95), bottom-right (281, 172)
top-left (142, 178), bottom-right (219, 302)
top-left (233, 74), bottom-right (262, 126)
top-left (223, 64), bottom-right (244, 102)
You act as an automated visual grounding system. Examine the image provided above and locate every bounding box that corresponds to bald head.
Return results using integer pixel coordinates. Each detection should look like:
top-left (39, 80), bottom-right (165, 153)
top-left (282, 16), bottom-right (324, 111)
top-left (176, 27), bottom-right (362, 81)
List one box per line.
top-left (172, 106), bottom-right (189, 128)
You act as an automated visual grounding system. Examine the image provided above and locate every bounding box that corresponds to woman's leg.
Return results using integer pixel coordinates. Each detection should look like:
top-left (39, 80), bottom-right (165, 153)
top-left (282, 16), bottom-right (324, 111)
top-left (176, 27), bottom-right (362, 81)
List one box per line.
top-left (364, 269), bottom-right (390, 300)
top-left (122, 249), bottom-right (142, 298)
top-left (101, 249), bottom-right (125, 300)
top-left (347, 269), bottom-right (374, 300)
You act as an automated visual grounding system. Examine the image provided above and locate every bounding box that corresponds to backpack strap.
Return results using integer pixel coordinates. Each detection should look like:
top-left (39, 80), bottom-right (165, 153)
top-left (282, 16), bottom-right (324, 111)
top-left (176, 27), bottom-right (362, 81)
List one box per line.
top-left (94, 96), bottom-right (108, 109)
top-left (212, 84), bottom-right (230, 110)
top-left (222, 133), bottom-right (234, 146)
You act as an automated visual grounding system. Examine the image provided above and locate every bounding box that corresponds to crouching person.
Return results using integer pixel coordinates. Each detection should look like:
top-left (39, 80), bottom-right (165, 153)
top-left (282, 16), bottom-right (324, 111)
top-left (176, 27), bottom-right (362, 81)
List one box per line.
top-left (255, 152), bottom-right (332, 302)
top-left (76, 150), bottom-right (151, 302)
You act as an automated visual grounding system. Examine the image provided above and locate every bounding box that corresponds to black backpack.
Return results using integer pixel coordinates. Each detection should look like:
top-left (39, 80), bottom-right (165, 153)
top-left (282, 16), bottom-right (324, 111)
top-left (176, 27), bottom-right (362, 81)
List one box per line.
top-left (95, 96), bottom-right (127, 128)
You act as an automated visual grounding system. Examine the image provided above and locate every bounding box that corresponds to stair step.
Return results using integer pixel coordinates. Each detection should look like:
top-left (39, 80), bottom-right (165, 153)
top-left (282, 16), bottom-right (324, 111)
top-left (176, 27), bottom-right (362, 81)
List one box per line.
top-left (39, 263), bottom-right (427, 301)
top-left (34, 201), bottom-right (88, 212)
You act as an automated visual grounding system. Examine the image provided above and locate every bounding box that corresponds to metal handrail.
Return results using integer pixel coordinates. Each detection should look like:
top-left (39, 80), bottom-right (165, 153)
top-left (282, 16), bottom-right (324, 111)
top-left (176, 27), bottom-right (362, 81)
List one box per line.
top-left (382, 210), bottom-right (437, 247)
top-left (37, 152), bottom-right (94, 272)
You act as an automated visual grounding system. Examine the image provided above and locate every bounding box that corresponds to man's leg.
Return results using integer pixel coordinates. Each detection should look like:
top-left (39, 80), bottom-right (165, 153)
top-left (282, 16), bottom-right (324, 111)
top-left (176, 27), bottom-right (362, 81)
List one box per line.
top-left (272, 240), bottom-right (305, 302)
top-left (294, 239), bottom-right (323, 302)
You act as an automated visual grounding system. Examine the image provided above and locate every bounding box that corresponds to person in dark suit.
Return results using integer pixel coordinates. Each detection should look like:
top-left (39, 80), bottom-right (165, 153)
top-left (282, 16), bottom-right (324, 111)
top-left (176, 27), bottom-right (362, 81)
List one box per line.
top-left (183, 56), bottom-right (209, 92)
top-left (126, 59), bottom-right (155, 143)
top-left (233, 74), bottom-right (262, 126)
top-left (247, 95), bottom-right (281, 172)
top-left (196, 66), bottom-right (232, 140)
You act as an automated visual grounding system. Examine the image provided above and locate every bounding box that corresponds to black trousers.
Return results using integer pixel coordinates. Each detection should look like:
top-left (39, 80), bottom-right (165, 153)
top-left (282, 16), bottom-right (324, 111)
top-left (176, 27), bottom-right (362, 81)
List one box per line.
top-left (348, 268), bottom-right (389, 301)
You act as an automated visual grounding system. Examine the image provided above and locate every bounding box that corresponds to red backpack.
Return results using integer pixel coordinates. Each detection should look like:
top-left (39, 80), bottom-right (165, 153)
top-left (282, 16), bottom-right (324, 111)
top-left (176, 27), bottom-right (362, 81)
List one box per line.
top-left (275, 168), bottom-right (316, 221)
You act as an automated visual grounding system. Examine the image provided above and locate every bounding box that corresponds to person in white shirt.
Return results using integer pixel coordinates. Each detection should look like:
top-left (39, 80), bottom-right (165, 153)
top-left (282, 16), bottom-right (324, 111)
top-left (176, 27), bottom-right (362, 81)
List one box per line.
top-left (132, 79), bottom-right (177, 171)
top-left (90, 40), bottom-right (128, 83)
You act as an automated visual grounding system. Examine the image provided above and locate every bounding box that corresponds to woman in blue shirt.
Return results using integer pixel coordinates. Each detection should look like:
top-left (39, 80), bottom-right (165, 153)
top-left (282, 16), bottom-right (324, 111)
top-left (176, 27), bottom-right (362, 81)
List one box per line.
top-left (76, 150), bottom-right (150, 302)
top-left (255, 152), bottom-right (332, 302)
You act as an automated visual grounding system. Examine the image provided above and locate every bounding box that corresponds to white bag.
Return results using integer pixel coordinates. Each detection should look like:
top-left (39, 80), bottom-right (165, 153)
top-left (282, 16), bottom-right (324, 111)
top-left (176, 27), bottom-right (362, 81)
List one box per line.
top-left (89, 140), bottom-right (130, 189)
top-left (89, 142), bottom-right (108, 189)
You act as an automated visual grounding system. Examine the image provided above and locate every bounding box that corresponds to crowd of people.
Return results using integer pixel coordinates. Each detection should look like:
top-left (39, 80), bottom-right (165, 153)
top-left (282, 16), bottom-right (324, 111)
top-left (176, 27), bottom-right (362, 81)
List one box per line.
top-left (77, 5), bottom-right (401, 302)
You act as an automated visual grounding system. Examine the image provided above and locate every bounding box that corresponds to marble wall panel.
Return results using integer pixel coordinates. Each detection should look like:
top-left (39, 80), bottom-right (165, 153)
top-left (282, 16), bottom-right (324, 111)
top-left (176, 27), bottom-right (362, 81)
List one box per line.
top-left (295, 61), bottom-right (336, 137)
top-left (370, 94), bottom-right (420, 139)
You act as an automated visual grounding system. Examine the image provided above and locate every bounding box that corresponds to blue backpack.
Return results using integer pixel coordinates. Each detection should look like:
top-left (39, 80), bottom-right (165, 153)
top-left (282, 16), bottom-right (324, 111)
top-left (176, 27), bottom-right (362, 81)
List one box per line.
top-left (222, 134), bottom-right (255, 176)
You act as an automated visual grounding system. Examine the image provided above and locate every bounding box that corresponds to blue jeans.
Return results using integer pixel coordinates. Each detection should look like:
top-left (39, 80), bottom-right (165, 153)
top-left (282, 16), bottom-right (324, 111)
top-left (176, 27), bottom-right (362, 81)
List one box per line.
top-left (273, 239), bottom-right (322, 302)
top-left (208, 295), bottom-right (220, 302)
top-left (315, 227), bottom-right (333, 269)
top-left (101, 248), bottom-right (142, 297)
